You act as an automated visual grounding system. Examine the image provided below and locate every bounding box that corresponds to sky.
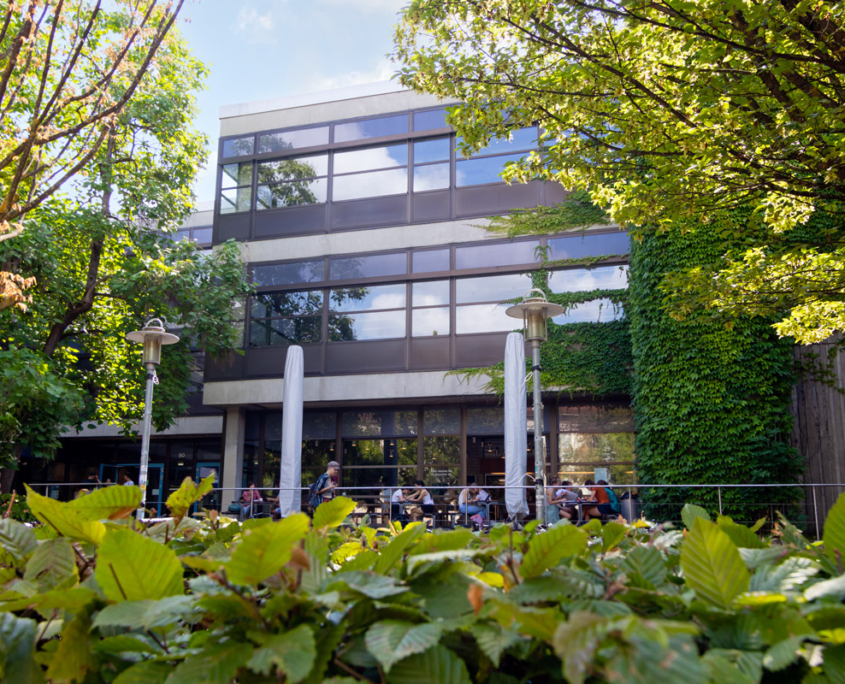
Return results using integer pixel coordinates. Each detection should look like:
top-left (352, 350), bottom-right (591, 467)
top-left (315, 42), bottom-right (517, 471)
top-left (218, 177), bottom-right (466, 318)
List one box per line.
top-left (177, 0), bottom-right (409, 204)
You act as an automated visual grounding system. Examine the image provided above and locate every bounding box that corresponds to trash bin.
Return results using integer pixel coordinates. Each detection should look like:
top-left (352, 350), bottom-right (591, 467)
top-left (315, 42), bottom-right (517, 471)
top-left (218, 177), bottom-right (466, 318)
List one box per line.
top-left (620, 493), bottom-right (640, 523)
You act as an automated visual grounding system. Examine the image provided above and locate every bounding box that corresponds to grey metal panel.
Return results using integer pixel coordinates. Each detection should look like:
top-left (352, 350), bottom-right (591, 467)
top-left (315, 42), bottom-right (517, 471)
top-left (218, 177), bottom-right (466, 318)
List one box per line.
top-left (244, 345), bottom-right (323, 377)
top-left (216, 214), bottom-right (251, 243)
top-left (254, 205), bottom-right (328, 238)
top-left (412, 191), bottom-right (451, 223)
top-left (455, 181), bottom-right (542, 217)
top-left (331, 195), bottom-right (408, 230)
top-left (204, 352), bottom-right (245, 381)
top-left (325, 340), bottom-right (406, 373)
top-left (454, 333), bottom-right (509, 368)
top-left (410, 337), bottom-right (451, 370)
top-left (544, 182), bottom-right (569, 205)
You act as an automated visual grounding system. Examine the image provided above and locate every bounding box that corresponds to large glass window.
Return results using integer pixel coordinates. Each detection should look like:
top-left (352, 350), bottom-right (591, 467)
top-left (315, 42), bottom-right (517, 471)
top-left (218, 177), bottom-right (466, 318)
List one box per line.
top-left (249, 291), bottom-right (323, 347)
top-left (220, 161), bottom-right (253, 214)
top-left (333, 143), bottom-right (409, 201)
top-left (552, 298), bottom-right (624, 324)
top-left (548, 266), bottom-right (628, 293)
top-left (413, 137), bottom-right (451, 192)
top-left (334, 144), bottom-right (408, 173)
top-left (257, 127), bottom-right (329, 154)
top-left (455, 127), bottom-right (538, 187)
top-left (459, 127), bottom-right (538, 157)
top-left (329, 283), bottom-right (407, 341)
top-left (256, 154), bottom-right (328, 210)
top-left (413, 109), bottom-right (449, 132)
top-left (456, 273), bottom-right (531, 335)
top-left (547, 232), bottom-right (630, 260)
top-left (253, 260), bottom-right (325, 288)
top-left (557, 433), bottom-right (636, 485)
top-left (221, 136), bottom-right (254, 158)
top-left (412, 280), bottom-right (449, 337)
top-left (329, 253), bottom-right (407, 280)
top-left (335, 115), bottom-right (408, 143)
top-left (455, 241), bottom-right (540, 269)
top-left (412, 249), bottom-right (450, 273)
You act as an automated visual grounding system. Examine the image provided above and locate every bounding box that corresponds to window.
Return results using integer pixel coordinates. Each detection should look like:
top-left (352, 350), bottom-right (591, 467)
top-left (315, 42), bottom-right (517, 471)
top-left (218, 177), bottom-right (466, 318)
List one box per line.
top-left (253, 260), bottom-right (325, 288)
top-left (548, 266), bottom-right (628, 293)
top-left (249, 290), bottom-right (323, 347)
top-left (329, 283), bottom-right (407, 341)
top-left (335, 114), bottom-right (408, 143)
top-left (547, 232), bottom-right (630, 260)
top-left (455, 240), bottom-right (540, 269)
top-left (174, 226), bottom-right (212, 246)
top-left (455, 127), bottom-right (538, 187)
top-left (220, 162), bottom-right (252, 214)
top-left (412, 249), bottom-right (450, 273)
top-left (413, 109), bottom-right (449, 132)
top-left (456, 273), bottom-right (531, 334)
top-left (333, 143), bottom-right (408, 201)
top-left (552, 298), bottom-right (624, 324)
top-left (412, 280), bottom-right (449, 336)
top-left (557, 432), bottom-right (636, 485)
top-left (413, 137), bottom-right (450, 192)
top-left (257, 126), bottom-right (329, 154)
top-left (256, 154), bottom-right (329, 210)
top-left (221, 136), bottom-right (254, 158)
top-left (329, 253), bottom-right (407, 280)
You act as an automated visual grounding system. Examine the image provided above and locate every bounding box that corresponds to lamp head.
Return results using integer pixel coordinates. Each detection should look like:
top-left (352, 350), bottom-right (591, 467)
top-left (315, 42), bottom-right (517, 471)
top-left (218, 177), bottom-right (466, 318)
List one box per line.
top-left (505, 289), bottom-right (566, 343)
top-left (126, 318), bottom-right (180, 366)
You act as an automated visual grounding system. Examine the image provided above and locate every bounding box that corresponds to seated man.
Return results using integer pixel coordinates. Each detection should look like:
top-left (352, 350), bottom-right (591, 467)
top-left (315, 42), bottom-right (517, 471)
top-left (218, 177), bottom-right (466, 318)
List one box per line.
top-left (459, 485), bottom-right (488, 521)
top-left (581, 479), bottom-right (614, 520)
top-left (555, 480), bottom-right (581, 520)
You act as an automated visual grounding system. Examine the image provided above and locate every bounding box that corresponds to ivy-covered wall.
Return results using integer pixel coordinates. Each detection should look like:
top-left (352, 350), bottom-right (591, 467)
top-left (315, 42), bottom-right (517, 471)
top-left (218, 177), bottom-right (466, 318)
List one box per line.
top-left (629, 226), bottom-right (802, 517)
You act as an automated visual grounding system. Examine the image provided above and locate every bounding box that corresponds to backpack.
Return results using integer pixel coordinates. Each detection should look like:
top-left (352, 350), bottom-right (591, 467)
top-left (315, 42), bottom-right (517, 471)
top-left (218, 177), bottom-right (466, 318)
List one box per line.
top-left (308, 474), bottom-right (328, 509)
top-left (605, 487), bottom-right (621, 515)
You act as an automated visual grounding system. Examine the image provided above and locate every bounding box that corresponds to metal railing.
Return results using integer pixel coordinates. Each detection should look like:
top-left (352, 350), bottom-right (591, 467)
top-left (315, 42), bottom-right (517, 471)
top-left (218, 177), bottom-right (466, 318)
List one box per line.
top-left (19, 481), bottom-right (845, 537)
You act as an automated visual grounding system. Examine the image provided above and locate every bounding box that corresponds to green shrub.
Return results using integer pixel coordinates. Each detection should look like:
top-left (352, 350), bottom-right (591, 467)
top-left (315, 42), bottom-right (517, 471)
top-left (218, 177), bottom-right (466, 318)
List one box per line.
top-left (0, 492), bottom-right (36, 523)
top-left (2, 483), bottom-right (845, 683)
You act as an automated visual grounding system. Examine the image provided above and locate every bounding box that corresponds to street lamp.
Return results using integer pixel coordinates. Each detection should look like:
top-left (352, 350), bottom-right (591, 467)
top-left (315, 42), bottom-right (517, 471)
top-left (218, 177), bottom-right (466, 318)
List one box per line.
top-left (506, 289), bottom-right (564, 523)
top-left (127, 318), bottom-right (179, 520)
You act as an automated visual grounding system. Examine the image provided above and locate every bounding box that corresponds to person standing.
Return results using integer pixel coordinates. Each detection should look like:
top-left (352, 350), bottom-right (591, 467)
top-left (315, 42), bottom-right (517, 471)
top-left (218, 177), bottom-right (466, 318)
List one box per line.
top-left (121, 471), bottom-right (135, 487)
top-left (307, 461), bottom-right (340, 512)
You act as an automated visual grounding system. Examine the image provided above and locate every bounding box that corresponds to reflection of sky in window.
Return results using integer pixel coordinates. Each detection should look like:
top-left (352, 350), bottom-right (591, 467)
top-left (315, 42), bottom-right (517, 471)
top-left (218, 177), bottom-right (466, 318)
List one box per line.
top-left (457, 127), bottom-right (537, 158)
top-left (334, 144), bottom-right (408, 173)
top-left (548, 232), bottom-right (630, 260)
top-left (221, 163), bottom-right (252, 187)
top-left (333, 168), bottom-right (407, 201)
top-left (456, 273), bottom-right (533, 303)
top-left (413, 307), bottom-right (450, 336)
top-left (221, 137), bottom-right (254, 158)
top-left (413, 249), bottom-right (450, 273)
top-left (330, 283), bottom-right (406, 312)
top-left (258, 155), bottom-right (328, 182)
top-left (256, 178), bottom-right (328, 209)
top-left (257, 127), bottom-right (329, 154)
top-left (329, 311), bottom-right (405, 340)
top-left (549, 266), bottom-right (628, 293)
top-left (413, 163), bottom-right (449, 191)
top-left (253, 260), bottom-right (325, 287)
top-left (334, 115), bottom-right (408, 143)
top-left (456, 153), bottom-right (525, 186)
top-left (412, 280), bottom-right (449, 306)
top-left (456, 241), bottom-right (539, 269)
top-left (330, 253), bottom-right (406, 280)
top-left (456, 303), bottom-right (519, 334)
top-left (414, 138), bottom-right (450, 163)
top-left (414, 109), bottom-right (449, 131)
top-left (552, 298), bottom-right (624, 324)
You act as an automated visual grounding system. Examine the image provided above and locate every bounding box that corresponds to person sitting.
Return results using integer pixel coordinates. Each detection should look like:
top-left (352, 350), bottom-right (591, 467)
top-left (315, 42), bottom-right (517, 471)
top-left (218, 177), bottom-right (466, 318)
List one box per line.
top-left (581, 479), bottom-right (615, 520)
top-left (391, 487), bottom-right (412, 524)
top-left (546, 477), bottom-right (564, 523)
top-left (459, 485), bottom-right (488, 522)
top-left (241, 482), bottom-right (263, 518)
top-left (405, 480), bottom-right (436, 524)
top-left (556, 480), bottom-right (581, 521)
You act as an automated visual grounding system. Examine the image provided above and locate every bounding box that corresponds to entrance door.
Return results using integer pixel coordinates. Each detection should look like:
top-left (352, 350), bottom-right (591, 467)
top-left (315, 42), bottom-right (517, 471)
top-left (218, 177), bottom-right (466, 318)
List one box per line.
top-left (100, 463), bottom-right (165, 516)
top-left (196, 462), bottom-right (220, 511)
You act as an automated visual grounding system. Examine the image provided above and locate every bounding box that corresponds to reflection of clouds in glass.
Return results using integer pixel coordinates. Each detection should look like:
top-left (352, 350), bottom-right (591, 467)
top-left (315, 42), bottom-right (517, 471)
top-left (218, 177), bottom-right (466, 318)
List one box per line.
top-left (333, 168), bottom-right (408, 201)
top-left (412, 281), bottom-right (449, 306)
top-left (334, 144), bottom-right (407, 173)
top-left (549, 266), bottom-right (628, 293)
top-left (413, 307), bottom-right (450, 336)
top-left (334, 115), bottom-right (408, 143)
top-left (331, 284), bottom-right (406, 312)
top-left (553, 298), bottom-right (623, 324)
top-left (369, 292), bottom-right (405, 310)
top-left (456, 273), bottom-right (532, 304)
top-left (414, 163), bottom-right (449, 191)
top-left (456, 303), bottom-right (518, 334)
top-left (330, 312), bottom-right (405, 340)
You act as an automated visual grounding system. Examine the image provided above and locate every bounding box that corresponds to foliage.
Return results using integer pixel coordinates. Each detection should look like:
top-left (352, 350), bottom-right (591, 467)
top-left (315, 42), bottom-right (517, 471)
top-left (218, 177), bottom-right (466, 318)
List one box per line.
top-left (393, 0), bottom-right (845, 344)
top-left (7, 483), bottom-right (845, 683)
top-left (0, 494), bottom-right (35, 524)
top-left (629, 222), bottom-right (802, 517)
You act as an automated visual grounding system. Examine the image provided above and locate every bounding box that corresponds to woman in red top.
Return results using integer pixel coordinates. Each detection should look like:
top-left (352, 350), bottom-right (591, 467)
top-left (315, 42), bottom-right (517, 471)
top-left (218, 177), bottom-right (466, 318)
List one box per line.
top-left (581, 479), bottom-right (614, 520)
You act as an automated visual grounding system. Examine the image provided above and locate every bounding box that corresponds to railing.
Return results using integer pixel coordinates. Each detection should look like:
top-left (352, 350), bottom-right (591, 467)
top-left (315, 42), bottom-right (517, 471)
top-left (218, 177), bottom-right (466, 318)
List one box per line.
top-left (20, 481), bottom-right (845, 537)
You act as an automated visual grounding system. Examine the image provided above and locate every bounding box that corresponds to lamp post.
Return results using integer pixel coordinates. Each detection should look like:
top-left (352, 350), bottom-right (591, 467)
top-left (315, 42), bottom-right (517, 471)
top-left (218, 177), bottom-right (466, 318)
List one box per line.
top-left (127, 318), bottom-right (179, 520)
top-left (506, 290), bottom-right (564, 523)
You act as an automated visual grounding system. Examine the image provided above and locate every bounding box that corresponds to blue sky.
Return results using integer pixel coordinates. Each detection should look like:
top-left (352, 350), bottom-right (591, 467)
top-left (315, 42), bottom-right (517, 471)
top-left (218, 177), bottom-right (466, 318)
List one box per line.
top-left (177, 0), bottom-right (407, 203)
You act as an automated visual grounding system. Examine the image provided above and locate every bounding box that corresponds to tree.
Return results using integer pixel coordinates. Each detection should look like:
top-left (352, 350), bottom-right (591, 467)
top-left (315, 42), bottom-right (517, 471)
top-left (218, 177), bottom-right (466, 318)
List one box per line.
top-left (0, 21), bottom-right (252, 484)
top-left (393, 1), bottom-right (845, 343)
top-left (0, 0), bottom-right (188, 309)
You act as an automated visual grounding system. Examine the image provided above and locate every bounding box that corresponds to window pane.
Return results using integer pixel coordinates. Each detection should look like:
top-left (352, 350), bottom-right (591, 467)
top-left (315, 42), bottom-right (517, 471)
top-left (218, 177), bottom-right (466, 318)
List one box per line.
top-left (330, 283), bottom-right (406, 312)
top-left (253, 260), bottom-right (325, 287)
top-left (547, 232), bottom-right (630, 260)
top-left (343, 412), bottom-right (385, 437)
top-left (412, 280), bottom-right (449, 306)
top-left (220, 187), bottom-right (251, 214)
top-left (456, 273), bottom-right (532, 304)
top-left (334, 144), bottom-right (408, 174)
top-left (423, 435), bottom-right (460, 464)
top-left (328, 311), bottom-right (406, 341)
top-left (552, 298), bottom-right (623, 324)
top-left (414, 109), bottom-right (449, 131)
top-left (456, 153), bottom-right (525, 187)
top-left (248, 317), bottom-right (322, 346)
top-left (456, 303), bottom-right (518, 334)
top-left (559, 405), bottom-right (635, 433)
top-left (301, 440), bottom-right (332, 469)
top-left (256, 178), bottom-right (328, 209)
top-left (412, 307), bottom-right (449, 336)
top-left (251, 290), bottom-right (323, 318)
top-left (332, 168), bottom-right (408, 201)
top-left (329, 253), bottom-right (406, 280)
top-left (303, 413), bottom-right (336, 440)
top-left (455, 240), bottom-right (540, 269)
top-left (558, 432), bottom-right (636, 464)
top-left (424, 409), bottom-right (460, 435)
top-left (459, 127), bottom-right (537, 157)
top-left (175, 229), bottom-right (191, 242)
top-left (557, 463), bottom-right (636, 485)
top-left (414, 138), bottom-right (450, 164)
top-left (221, 162), bottom-right (252, 188)
top-left (335, 115), bottom-right (408, 143)
top-left (257, 127), bottom-right (329, 154)
top-left (548, 266), bottom-right (628, 293)
top-left (413, 163), bottom-right (449, 191)
top-left (221, 136), bottom-right (254, 158)
top-left (257, 155), bottom-right (328, 182)
top-left (412, 249), bottom-right (450, 273)
top-left (192, 227), bottom-right (212, 244)
top-left (423, 466), bottom-right (461, 489)
top-left (467, 407), bottom-right (504, 434)
top-left (342, 465), bottom-right (417, 488)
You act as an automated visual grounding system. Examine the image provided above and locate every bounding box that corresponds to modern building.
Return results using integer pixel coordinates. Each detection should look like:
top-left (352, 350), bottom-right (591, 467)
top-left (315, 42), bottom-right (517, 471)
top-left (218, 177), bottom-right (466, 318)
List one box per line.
top-left (39, 81), bottom-right (637, 511)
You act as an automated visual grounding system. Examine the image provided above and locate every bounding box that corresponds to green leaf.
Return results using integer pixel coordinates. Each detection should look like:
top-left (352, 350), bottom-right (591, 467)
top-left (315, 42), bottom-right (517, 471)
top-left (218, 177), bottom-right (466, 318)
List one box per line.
top-left (247, 625), bottom-right (316, 683)
top-left (91, 635), bottom-right (160, 655)
top-left (717, 516), bottom-right (767, 549)
top-left (763, 635), bottom-right (803, 672)
top-left (328, 571), bottom-right (408, 599)
top-left (226, 513), bottom-right (309, 586)
top-left (165, 642), bottom-right (252, 684)
top-left (313, 496), bottom-right (356, 531)
top-left (66, 485), bottom-right (142, 520)
top-left (366, 620), bottom-right (443, 672)
top-left (93, 596), bottom-right (197, 630)
top-left (681, 504), bottom-right (710, 531)
top-left (409, 529), bottom-right (474, 555)
top-left (702, 652), bottom-right (755, 684)
top-left (680, 518), bottom-right (749, 610)
top-left (96, 528), bottom-right (184, 602)
top-left (166, 474), bottom-right (216, 524)
top-left (113, 661), bottom-right (172, 684)
top-left (0, 613), bottom-right (43, 684)
top-left (470, 623), bottom-right (519, 667)
top-left (25, 485), bottom-right (105, 544)
top-left (601, 521), bottom-right (627, 553)
top-left (0, 519), bottom-right (37, 564)
top-left (824, 493), bottom-right (845, 563)
top-left (374, 523), bottom-right (426, 574)
top-left (46, 603), bottom-right (96, 683)
top-left (520, 524), bottom-right (587, 578)
top-left (805, 574), bottom-right (845, 601)
top-left (386, 644), bottom-right (471, 684)
top-left (823, 644), bottom-right (845, 684)
top-left (23, 538), bottom-right (77, 591)
top-left (620, 545), bottom-right (667, 588)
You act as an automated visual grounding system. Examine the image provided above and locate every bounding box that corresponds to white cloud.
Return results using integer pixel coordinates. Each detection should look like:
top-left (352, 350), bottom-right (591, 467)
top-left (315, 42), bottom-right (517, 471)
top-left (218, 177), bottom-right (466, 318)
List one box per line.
top-left (309, 58), bottom-right (395, 91)
top-left (235, 6), bottom-right (277, 44)
top-left (316, 0), bottom-right (407, 15)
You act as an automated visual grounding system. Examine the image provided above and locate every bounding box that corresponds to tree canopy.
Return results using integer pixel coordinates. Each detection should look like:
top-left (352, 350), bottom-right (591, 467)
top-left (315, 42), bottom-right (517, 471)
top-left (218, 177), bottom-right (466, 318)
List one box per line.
top-left (393, 0), bottom-right (845, 343)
